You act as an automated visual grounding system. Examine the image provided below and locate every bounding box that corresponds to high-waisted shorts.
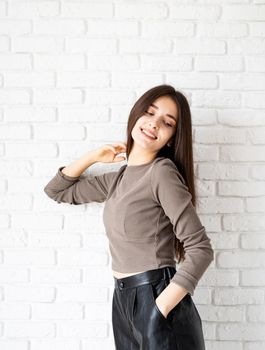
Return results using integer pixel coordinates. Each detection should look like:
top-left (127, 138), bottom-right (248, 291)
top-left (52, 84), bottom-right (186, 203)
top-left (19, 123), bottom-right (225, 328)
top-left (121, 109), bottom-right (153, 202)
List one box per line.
top-left (112, 266), bottom-right (205, 350)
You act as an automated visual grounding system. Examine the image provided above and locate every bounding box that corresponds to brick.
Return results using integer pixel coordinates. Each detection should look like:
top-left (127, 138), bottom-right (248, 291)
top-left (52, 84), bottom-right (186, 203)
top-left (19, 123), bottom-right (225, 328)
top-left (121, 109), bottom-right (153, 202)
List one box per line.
top-left (4, 321), bottom-right (55, 338)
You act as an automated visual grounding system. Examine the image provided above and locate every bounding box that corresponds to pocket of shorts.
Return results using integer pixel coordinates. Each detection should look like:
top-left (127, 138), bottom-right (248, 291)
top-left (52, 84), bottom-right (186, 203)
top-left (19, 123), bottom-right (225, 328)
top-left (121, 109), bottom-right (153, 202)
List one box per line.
top-left (153, 298), bottom-right (168, 320)
top-left (149, 281), bottom-right (172, 326)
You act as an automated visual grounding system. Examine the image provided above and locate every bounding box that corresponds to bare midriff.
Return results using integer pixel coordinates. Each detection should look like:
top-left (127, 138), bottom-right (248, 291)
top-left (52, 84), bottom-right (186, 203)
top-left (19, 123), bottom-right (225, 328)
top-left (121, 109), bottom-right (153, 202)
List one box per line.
top-left (112, 269), bottom-right (146, 279)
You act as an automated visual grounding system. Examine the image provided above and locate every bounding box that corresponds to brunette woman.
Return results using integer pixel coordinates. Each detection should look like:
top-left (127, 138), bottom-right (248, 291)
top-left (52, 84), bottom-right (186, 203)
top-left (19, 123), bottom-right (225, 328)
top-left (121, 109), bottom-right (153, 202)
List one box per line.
top-left (44, 84), bottom-right (214, 350)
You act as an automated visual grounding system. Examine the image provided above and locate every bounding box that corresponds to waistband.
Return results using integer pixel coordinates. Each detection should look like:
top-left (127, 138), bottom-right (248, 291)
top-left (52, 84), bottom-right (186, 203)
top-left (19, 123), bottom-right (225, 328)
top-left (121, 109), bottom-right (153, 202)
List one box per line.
top-left (114, 266), bottom-right (177, 290)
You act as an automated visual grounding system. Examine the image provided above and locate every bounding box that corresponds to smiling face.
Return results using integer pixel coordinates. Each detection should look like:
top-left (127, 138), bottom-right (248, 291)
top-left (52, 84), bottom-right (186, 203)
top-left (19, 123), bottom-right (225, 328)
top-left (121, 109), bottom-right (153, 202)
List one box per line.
top-left (130, 95), bottom-right (178, 158)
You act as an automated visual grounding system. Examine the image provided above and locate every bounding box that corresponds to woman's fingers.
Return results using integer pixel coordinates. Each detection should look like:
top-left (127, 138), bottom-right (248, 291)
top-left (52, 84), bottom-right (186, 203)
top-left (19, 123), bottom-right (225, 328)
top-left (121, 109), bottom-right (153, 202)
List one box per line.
top-left (106, 145), bottom-right (117, 154)
top-left (112, 142), bottom-right (127, 150)
top-left (113, 155), bottom-right (126, 162)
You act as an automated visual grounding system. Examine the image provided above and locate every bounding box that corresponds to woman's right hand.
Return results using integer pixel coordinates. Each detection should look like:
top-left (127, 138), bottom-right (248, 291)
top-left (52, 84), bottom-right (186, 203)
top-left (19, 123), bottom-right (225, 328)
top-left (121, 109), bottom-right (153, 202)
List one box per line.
top-left (95, 141), bottom-right (127, 164)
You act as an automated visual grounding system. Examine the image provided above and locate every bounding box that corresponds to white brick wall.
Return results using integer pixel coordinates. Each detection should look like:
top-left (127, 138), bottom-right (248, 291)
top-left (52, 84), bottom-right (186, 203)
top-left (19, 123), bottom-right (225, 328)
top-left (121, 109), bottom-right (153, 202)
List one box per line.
top-left (1, 0), bottom-right (265, 349)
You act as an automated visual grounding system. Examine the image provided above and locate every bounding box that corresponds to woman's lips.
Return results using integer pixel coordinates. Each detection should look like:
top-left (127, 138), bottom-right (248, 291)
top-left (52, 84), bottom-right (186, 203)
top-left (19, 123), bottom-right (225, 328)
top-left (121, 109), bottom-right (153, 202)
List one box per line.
top-left (140, 128), bottom-right (157, 141)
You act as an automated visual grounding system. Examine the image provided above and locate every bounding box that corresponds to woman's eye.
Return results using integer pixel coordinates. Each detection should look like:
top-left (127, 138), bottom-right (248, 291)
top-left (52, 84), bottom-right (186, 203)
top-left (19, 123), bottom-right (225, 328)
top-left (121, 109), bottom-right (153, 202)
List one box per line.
top-left (145, 111), bottom-right (173, 127)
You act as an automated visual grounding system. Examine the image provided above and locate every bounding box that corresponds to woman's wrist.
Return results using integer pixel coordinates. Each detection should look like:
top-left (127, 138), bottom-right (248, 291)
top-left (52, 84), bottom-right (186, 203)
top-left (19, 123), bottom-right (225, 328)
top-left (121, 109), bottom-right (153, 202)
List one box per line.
top-left (61, 149), bottom-right (99, 178)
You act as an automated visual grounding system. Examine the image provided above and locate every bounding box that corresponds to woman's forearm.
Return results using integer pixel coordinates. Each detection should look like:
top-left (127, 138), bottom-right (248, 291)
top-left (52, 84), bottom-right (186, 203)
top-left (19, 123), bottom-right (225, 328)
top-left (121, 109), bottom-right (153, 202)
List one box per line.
top-left (155, 282), bottom-right (189, 317)
top-left (61, 149), bottom-right (99, 178)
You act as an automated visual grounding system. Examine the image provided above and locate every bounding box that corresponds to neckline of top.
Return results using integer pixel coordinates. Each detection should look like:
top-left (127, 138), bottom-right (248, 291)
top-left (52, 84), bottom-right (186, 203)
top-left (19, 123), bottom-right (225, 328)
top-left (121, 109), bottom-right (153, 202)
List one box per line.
top-left (125, 157), bottom-right (163, 169)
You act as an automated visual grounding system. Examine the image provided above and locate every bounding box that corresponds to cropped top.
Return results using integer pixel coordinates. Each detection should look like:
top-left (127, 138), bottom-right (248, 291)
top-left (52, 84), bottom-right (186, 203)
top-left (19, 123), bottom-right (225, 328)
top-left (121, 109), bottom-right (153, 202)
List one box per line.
top-left (43, 156), bottom-right (214, 296)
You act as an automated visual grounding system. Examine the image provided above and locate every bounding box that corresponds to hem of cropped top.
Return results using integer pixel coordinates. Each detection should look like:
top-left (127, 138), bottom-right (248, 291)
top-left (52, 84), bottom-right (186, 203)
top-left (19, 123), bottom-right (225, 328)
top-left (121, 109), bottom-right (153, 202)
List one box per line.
top-left (111, 262), bottom-right (195, 296)
top-left (111, 262), bottom-right (177, 274)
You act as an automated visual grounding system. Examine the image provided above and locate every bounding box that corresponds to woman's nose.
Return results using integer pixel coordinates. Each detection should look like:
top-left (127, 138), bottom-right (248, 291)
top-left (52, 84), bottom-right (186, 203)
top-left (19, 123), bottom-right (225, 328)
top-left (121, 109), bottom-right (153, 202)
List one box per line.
top-left (148, 121), bottom-right (159, 129)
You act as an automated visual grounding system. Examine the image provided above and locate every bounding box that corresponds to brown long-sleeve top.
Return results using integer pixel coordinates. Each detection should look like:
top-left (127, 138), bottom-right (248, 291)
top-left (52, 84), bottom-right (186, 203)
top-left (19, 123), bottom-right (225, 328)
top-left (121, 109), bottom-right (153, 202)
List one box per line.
top-left (43, 156), bottom-right (214, 296)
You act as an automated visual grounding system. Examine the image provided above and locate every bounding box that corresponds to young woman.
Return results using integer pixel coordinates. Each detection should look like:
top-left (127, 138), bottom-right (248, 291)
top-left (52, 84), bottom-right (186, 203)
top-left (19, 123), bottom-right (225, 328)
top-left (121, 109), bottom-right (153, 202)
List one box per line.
top-left (44, 84), bottom-right (214, 350)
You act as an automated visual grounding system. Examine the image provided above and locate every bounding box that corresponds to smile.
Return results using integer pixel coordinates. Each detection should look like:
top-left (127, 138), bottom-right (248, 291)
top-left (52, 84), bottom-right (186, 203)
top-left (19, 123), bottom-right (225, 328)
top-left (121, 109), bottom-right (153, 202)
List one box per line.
top-left (140, 128), bottom-right (157, 140)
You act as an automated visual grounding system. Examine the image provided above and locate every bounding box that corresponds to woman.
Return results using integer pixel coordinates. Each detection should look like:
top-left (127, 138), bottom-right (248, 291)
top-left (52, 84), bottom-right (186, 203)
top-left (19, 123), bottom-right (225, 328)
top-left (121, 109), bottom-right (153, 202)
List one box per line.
top-left (44, 84), bottom-right (214, 350)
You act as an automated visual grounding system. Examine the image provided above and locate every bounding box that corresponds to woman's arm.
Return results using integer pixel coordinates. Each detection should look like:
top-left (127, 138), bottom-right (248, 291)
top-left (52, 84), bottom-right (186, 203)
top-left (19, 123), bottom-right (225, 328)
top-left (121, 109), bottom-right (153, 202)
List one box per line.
top-left (60, 149), bottom-right (99, 178)
top-left (151, 158), bottom-right (214, 315)
top-left (156, 283), bottom-right (189, 318)
top-left (43, 143), bottom-right (126, 205)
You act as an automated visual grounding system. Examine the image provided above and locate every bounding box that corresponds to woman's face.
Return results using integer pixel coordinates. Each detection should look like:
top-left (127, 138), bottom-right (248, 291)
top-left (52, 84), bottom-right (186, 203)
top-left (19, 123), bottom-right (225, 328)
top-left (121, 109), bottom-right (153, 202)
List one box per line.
top-left (131, 96), bottom-right (178, 154)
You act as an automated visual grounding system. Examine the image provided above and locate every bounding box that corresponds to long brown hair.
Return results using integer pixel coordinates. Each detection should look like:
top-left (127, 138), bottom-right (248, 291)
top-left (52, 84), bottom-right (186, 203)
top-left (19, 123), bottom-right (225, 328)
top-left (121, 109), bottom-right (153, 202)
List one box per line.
top-left (125, 84), bottom-right (197, 264)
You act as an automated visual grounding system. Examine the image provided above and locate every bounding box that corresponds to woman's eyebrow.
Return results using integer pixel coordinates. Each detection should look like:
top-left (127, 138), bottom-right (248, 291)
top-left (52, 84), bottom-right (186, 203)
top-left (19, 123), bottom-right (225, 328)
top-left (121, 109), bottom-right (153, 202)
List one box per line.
top-left (150, 103), bottom-right (177, 122)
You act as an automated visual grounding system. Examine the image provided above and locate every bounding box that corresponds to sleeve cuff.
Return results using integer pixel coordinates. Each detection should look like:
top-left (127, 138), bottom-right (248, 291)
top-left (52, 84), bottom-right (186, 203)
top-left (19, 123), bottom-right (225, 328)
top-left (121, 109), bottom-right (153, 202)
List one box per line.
top-left (58, 166), bottom-right (81, 181)
top-left (170, 270), bottom-right (199, 296)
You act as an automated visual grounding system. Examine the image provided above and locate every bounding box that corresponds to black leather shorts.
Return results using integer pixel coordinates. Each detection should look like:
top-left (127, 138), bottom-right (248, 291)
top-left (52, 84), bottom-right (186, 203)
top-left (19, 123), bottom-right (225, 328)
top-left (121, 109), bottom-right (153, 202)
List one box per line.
top-left (112, 266), bottom-right (205, 350)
